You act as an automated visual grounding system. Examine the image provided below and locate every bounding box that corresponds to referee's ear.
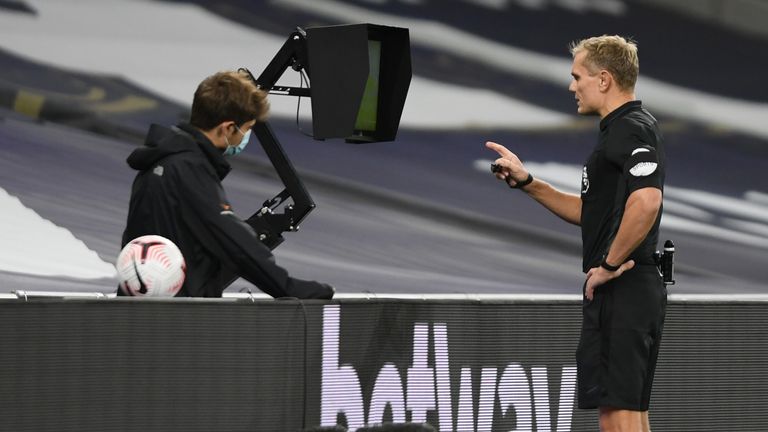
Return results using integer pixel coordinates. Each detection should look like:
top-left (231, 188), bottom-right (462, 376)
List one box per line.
top-left (598, 70), bottom-right (612, 92)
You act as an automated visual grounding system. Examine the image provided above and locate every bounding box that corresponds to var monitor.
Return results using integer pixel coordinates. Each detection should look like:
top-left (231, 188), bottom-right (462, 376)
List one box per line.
top-left (305, 23), bottom-right (411, 143)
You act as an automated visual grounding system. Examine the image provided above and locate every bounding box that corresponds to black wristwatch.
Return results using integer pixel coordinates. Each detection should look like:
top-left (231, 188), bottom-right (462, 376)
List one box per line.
top-left (506, 173), bottom-right (534, 189)
top-left (600, 256), bottom-right (621, 272)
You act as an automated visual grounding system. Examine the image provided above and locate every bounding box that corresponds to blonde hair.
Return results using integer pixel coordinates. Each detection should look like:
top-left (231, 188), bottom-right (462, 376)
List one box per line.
top-left (190, 70), bottom-right (269, 129)
top-left (569, 35), bottom-right (639, 91)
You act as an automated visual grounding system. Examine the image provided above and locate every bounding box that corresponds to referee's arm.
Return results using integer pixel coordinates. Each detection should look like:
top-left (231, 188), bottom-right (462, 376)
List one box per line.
top-left (603, 187), bottom-right (662, 267)
top-left (521, 179), bottom-right (582, 226)
top-left (486, 141), bottom-right (582, 225)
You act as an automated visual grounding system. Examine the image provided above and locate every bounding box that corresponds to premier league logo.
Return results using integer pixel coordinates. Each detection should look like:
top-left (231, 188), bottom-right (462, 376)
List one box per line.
top-left (581, 165), bottom-right (590, 194)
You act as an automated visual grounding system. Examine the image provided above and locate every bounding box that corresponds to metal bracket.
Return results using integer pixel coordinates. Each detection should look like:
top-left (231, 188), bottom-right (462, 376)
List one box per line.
top-left (242, 30), bottom-right (315, 250)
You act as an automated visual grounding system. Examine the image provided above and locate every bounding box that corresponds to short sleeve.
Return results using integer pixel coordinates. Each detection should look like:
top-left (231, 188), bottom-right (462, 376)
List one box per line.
top-left (605, 121), bottom-right (663, 194)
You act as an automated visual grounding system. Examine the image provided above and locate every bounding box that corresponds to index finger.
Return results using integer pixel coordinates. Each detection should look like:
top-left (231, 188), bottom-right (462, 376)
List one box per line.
top-left (485, 141), bottom-right (513, 158)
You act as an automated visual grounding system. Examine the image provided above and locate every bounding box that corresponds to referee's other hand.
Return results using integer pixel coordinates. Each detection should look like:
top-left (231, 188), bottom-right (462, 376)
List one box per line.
top-left (584, 260), bottom-right (636, 300)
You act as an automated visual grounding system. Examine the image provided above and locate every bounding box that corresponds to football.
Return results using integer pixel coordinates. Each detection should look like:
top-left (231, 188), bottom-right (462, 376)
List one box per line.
top-left (116, 235), bottom-right (186, 297)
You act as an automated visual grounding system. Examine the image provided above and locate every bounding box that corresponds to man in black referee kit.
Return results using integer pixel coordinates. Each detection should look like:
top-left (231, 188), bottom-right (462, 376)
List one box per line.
top-left (487, 35), bottom-right (666, 432)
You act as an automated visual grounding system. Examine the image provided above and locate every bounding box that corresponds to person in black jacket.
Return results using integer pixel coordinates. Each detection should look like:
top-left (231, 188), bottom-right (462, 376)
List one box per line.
top-left (119, 70), bottom-right (334, 299)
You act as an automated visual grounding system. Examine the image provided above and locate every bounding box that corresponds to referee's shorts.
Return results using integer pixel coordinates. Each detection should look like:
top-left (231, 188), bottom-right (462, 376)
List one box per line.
top-left (576, 264), bottom-right (667, 411)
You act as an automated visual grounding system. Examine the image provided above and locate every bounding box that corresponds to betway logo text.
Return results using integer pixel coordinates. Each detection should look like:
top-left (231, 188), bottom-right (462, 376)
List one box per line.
top-left (320, 305), bottom-right (577, 432)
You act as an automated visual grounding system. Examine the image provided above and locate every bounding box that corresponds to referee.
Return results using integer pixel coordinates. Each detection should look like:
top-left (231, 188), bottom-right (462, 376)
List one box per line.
top-left (487, 35), bottom-right (666, 432)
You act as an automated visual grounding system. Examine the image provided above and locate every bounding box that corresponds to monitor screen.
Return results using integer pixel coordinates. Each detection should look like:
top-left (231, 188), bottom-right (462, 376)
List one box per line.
top-left (353, 40), bottom-right (381, 132)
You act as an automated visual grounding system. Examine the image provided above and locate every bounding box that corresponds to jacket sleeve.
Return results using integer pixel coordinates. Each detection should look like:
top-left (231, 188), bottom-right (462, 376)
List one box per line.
top-left (174, 160), bottom-right (333, 299)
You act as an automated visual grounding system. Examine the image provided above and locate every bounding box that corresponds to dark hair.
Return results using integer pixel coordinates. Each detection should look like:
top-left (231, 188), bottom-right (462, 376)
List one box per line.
top-left (190, 70), bottom-right (269, 130)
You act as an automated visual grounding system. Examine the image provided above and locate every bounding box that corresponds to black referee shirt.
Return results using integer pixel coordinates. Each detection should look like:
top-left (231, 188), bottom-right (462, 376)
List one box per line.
top-left (580, 100), bottom-right (665, 273)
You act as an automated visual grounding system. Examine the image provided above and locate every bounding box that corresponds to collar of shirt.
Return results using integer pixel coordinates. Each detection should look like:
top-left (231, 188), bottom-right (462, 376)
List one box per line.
top-left (599, 100), bottom-right (643, 131)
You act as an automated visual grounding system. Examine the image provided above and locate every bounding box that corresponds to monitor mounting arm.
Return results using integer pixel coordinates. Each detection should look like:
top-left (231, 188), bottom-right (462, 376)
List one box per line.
top-left (243, 29), bottom-right (314, 250)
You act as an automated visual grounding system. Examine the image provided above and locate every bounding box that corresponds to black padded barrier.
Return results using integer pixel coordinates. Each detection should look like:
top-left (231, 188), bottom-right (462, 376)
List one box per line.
top-left (1, 296), bottom-right (766, 432)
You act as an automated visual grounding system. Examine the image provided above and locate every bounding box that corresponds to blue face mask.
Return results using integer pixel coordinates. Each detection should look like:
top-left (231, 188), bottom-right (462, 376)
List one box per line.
top-left (223, 125), bottom-right (251, 156)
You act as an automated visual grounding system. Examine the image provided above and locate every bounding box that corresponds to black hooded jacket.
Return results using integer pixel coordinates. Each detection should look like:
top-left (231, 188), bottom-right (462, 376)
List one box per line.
top-left (120, 123), bottom-right (333, 299)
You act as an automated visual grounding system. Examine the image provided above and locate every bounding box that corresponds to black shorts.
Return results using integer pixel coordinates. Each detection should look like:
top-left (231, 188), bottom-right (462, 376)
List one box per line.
top-left (576, 265), bottom-right (667, 411)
